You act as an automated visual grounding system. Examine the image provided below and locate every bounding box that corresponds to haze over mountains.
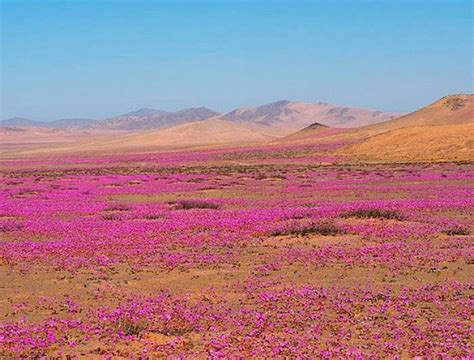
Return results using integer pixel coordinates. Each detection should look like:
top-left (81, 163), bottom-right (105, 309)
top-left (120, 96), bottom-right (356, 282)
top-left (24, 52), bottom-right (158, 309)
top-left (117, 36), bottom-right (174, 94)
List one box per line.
top-left (1, 100), bottom-right (400, 133)
top-left (0, 117), bottom-right (98, 129)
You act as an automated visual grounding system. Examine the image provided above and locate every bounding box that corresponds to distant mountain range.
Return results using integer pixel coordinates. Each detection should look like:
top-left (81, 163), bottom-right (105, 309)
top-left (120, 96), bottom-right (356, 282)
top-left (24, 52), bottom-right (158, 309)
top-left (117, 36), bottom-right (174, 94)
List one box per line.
top-left (96, 107), bottom-right (219, 131)
top-left (1, 100), bottom-right (401, 134)
top-left (0, 117), bottom-right (98, 129)
top-left (3, 94), bottom-right (472, 161)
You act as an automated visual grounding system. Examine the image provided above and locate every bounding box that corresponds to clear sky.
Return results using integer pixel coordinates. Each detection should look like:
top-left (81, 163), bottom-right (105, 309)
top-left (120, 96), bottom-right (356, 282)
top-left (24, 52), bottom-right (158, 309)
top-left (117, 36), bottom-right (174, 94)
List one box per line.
top-left (1, 0), bottom-right (472, 120)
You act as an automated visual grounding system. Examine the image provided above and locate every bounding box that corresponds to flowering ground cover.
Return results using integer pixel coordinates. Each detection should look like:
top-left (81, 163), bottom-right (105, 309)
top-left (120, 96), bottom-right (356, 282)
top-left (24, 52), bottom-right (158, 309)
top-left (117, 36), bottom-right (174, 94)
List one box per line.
top-left (0, 146), bottom-right (473, 357)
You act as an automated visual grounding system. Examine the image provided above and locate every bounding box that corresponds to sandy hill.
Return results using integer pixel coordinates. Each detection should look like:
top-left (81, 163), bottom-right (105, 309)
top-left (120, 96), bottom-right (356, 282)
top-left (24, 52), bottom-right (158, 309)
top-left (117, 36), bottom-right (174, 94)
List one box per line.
top-left (219, 100), bottom-right (400, 136)
top-left (0, 125), bottom-right (126, 156)
top-left (97, 107), bottom-right (220, 131)
top-left (0, 126), bottom-right (98, 156)
top-left (11, 119), bottom-right (271, 155)
top-left (274, 122), bottom-right (342, 143)
top-left (343, 123), bottom-right (474, 162)
top-left (340, 94), bottom-right (474, 162)
top-left (93, 118), bottom-right (270, 149)
top-left (364, 94), bottom-right (473, 134)
top-left (0, 126), bottom-right (86, 145)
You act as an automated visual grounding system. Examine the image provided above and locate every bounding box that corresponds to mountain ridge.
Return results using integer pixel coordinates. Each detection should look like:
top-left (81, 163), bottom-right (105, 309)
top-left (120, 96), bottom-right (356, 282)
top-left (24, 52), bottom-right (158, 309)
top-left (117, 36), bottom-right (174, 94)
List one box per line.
top-left (2, 100), bottom-right (400, 133)
top-left (217, 100), bottom-right (401, 136)
top-left (95, 107), bottom-right (220, 131)
top-left (0, 117), bottom-right (98, 129)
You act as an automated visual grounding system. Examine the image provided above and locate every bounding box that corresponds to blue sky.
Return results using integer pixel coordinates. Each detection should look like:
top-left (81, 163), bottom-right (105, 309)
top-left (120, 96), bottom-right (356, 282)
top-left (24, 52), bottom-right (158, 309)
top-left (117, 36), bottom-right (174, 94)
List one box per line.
top-left (1, 0), bottom-right (472, 120)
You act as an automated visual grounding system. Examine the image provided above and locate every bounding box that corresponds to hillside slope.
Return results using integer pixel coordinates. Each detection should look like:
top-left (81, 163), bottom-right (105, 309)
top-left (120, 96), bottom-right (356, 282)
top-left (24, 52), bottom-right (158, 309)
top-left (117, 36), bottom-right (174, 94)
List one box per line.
top-left (340, 95), bottom-right (474, 162)
top-left (94, 119), bottom-right (269, 149)
top-left (12, 119), bottom-right (271, 154)
top-left (343, 123), bottom-right (474, 162)
top-left (365, 94), bottom-right (473, 134)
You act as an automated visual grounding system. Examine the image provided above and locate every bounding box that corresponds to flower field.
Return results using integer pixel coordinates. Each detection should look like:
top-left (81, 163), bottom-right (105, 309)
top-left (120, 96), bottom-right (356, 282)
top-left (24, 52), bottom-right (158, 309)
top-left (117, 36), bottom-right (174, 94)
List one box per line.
top-left (0, 146), bottom-right (473, 358)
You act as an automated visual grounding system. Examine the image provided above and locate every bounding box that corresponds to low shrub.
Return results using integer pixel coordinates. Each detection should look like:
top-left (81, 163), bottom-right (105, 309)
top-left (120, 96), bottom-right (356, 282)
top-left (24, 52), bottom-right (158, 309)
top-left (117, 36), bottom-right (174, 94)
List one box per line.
top-left (104, 204), bottom-right (130, 212)
top-left (116, 319), bottom-right (146, 336)
top-left (102, 214), bottom-right (121, 221)
top-left (341, 208), bottom-right (405, 221)
top-left (272, 220), bottom-right (343, 237)
top-left (0, 221), bottom-right (24, 233)
top-left (143, 214), bottom-right (163, 220)
top-left (443, 226), bottom-right (470, 236)
top-left (171, 200), bottom-right (221, 210)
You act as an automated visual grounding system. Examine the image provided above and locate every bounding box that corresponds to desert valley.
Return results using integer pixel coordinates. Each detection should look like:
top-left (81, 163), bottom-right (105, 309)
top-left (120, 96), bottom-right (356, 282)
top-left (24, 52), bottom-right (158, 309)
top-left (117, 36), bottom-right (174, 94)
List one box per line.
top-left (0, 93), bottom-right (473, 357)
top-left (1, 0), bottom-right (473, 357)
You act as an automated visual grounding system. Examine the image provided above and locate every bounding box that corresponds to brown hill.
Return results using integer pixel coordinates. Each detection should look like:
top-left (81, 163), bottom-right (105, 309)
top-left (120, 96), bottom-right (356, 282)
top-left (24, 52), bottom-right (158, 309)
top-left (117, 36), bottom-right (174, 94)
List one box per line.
top-left (274, 122), bottom-right (344, 143)
top-left (93, 119), bottom-right (269, 149)
top-left (343, 123), bottom-right (474, 162)
top-left (13, 119), bottom-right (270, 155)
top-left (0, 126), bottom-right (87, 145)
top-left (340, 95), bottom-right (474, 162)
top-left (219, 100), bottom-right (400, 136)
top-left (364, 94), bottom-right (473, 134)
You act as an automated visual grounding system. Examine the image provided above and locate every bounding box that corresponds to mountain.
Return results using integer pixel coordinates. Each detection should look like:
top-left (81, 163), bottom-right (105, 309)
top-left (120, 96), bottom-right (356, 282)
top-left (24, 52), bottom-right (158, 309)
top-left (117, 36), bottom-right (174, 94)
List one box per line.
top-left (339, 94), bottom-right (474, 162)
top-left (47, 118), bottom-right (98, 129)
top-left (0, 117), bottom-right (97, 129)
top-left (121, 108), bottom-right (168, 117)
top-left (218, 100), bottom-right (401, 136)
top-left (96, 107), bottom-right (220, 131)
top-left (0, 117), bottom-right (38, 127)
top-left (2, 100), bottom-right (397, 134)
